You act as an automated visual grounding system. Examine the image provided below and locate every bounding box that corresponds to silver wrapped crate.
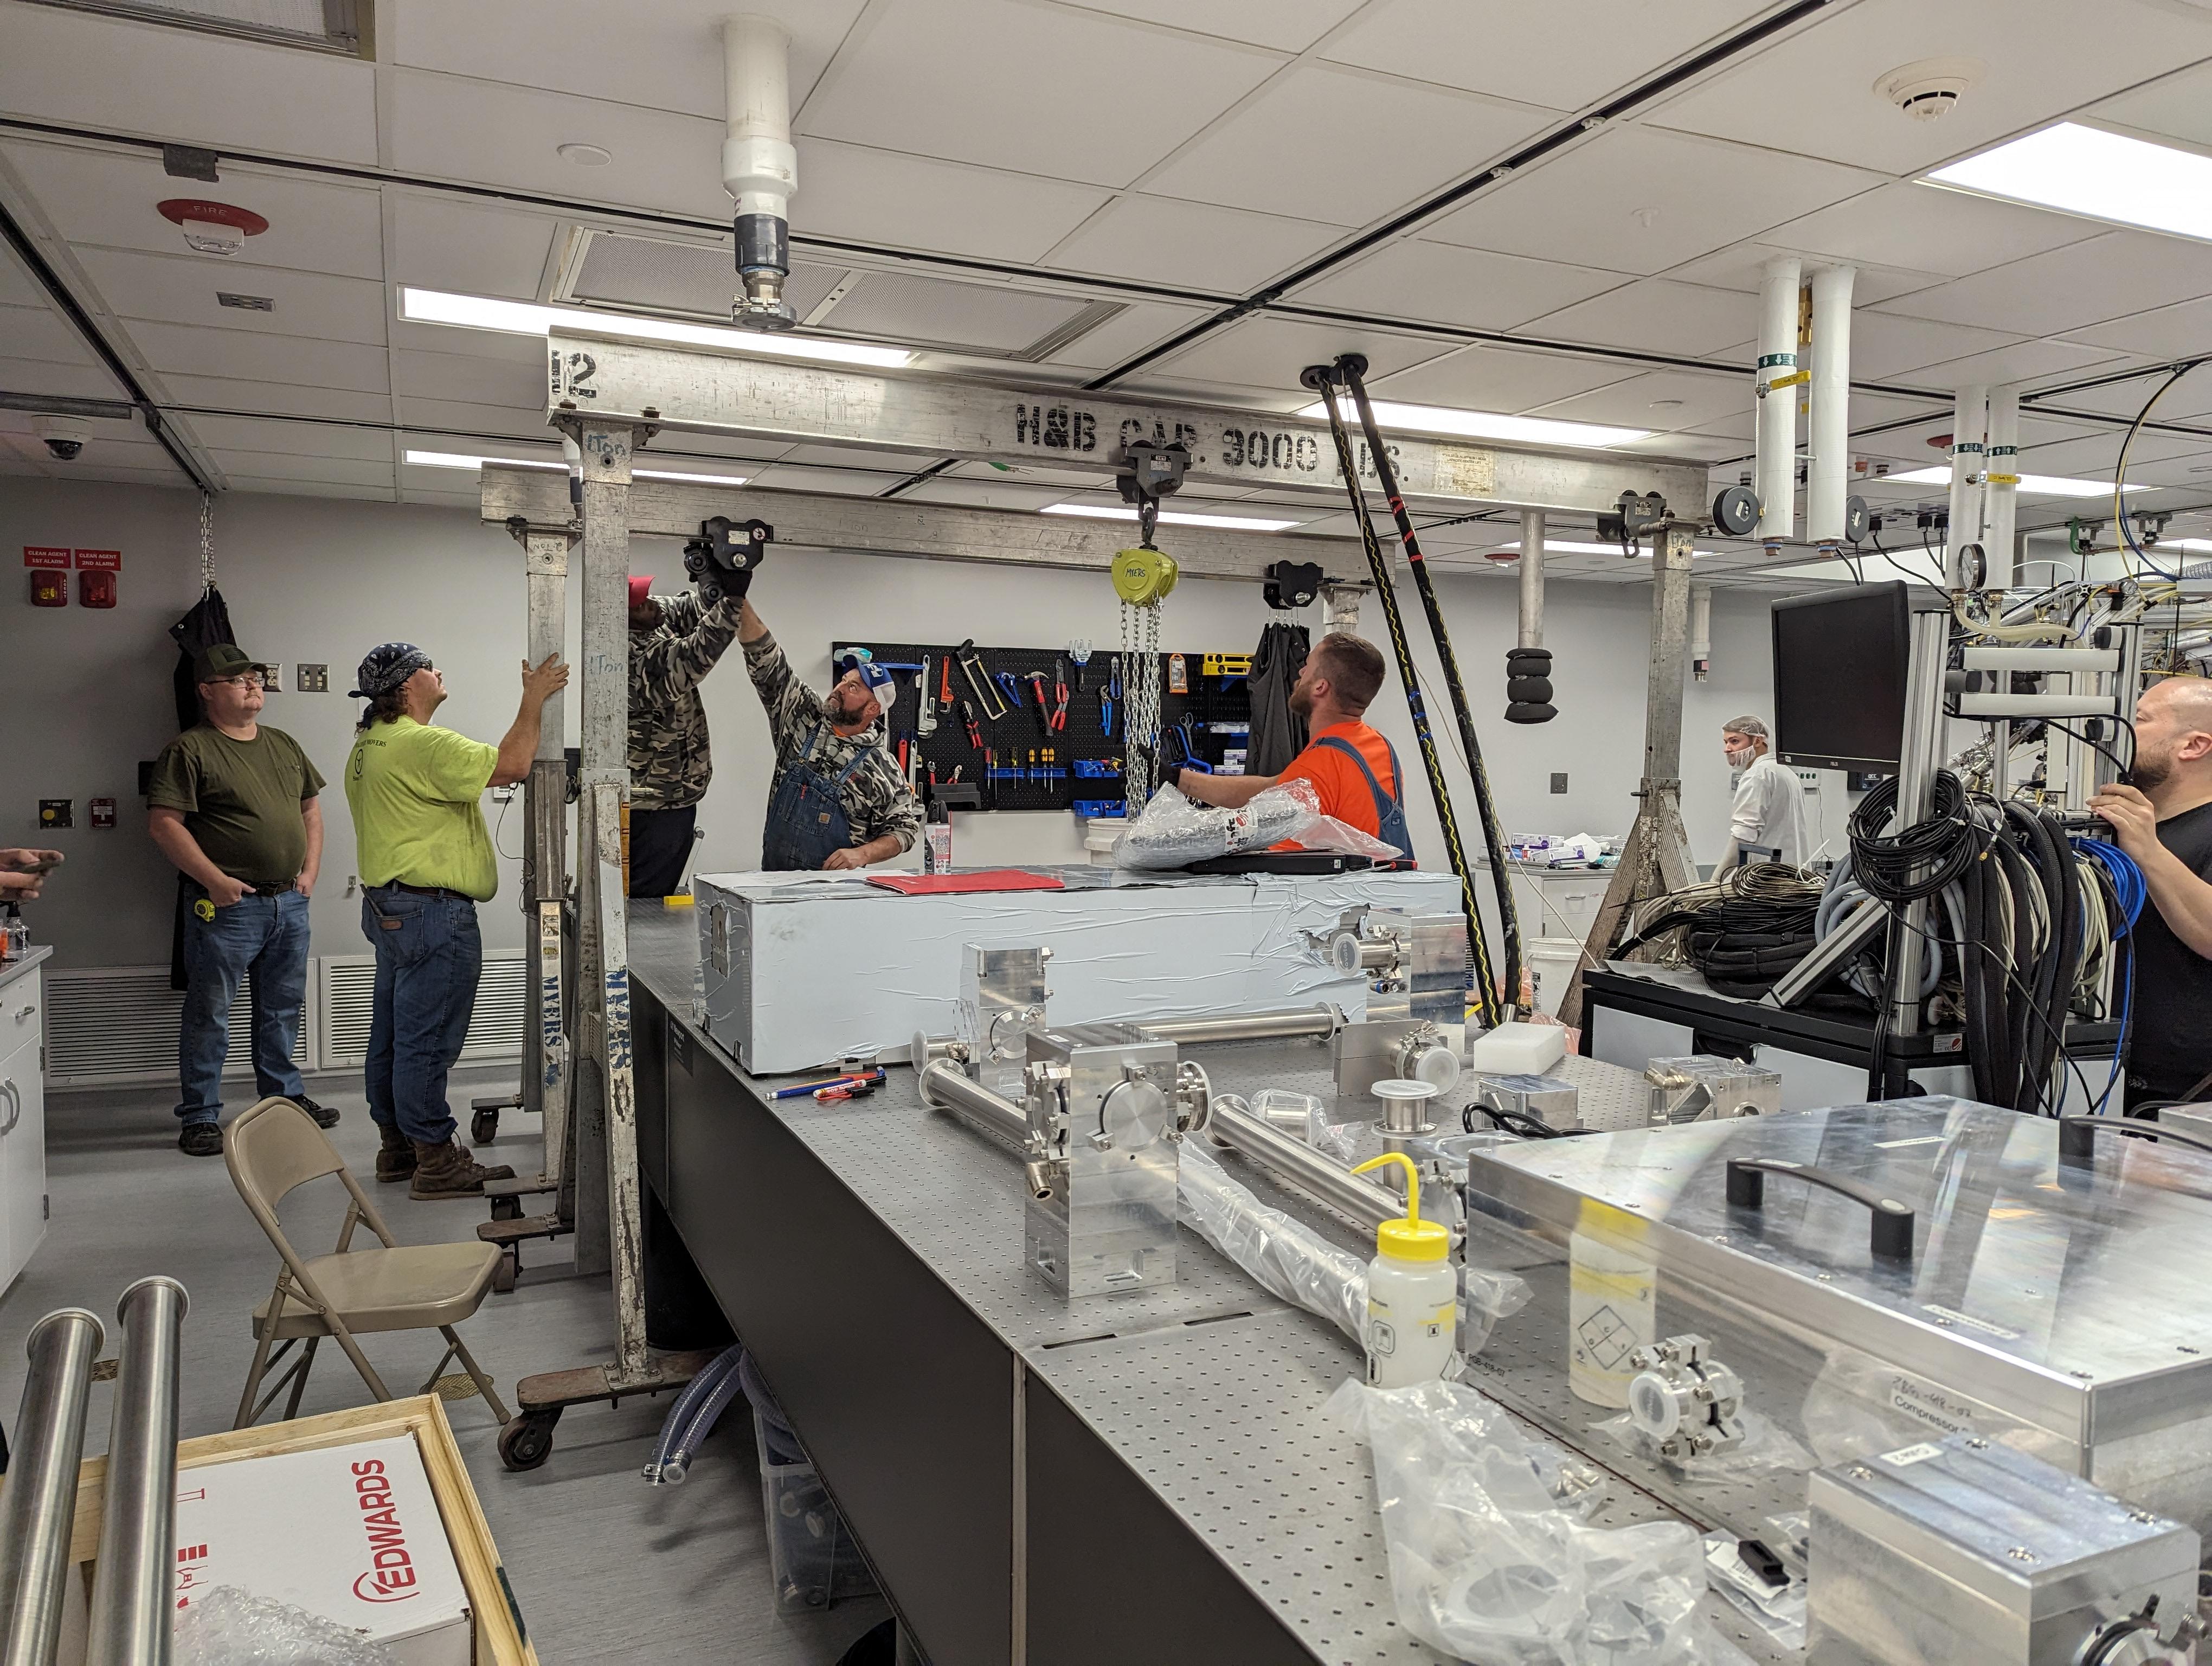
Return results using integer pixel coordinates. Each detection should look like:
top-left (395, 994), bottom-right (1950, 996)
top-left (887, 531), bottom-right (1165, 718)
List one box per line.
top-left (1807, 1432), bottom-right (2200, 1665)
top-left (1644, 1053), bottom-right (1782, 1125)
top-left (1461, 1097), bottom-right (2212, 1536)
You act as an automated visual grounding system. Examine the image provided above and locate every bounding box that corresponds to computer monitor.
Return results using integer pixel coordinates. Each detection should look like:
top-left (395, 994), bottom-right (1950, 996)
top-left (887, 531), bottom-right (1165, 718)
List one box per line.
top-left (1770, 581), bottom-right (1913, 774)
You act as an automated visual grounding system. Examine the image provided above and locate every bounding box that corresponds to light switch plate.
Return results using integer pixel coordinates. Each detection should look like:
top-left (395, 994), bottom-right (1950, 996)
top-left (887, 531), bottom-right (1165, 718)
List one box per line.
top-left (297, 663), bottom-right (329, 693)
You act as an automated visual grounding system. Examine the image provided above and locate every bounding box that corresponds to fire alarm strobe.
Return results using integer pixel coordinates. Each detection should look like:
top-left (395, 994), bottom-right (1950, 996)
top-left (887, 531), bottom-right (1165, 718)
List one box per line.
top-left (157, 197), bottom-right (269, 257)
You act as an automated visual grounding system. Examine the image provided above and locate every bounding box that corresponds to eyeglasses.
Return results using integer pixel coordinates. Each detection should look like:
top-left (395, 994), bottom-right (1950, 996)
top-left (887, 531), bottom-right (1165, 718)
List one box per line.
top-left (208, 674), bottom-right (267, 690)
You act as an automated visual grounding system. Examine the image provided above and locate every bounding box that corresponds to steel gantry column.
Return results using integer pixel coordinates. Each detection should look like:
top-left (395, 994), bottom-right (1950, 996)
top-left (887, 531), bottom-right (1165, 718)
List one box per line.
top-left (520, 529), bottom-right (573, 1203)
top-left (1559, 522), bottom-right (1698, 1028)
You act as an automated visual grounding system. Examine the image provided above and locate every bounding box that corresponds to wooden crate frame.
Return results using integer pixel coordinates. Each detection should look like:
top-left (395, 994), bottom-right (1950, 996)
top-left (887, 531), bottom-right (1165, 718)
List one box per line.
top-left (62, 1395), bottom-right (537, 1665)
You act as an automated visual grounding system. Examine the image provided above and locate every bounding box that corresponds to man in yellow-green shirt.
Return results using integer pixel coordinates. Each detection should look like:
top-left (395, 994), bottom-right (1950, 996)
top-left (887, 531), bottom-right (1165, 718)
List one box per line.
top-left (345, 641), bottom-right (568, 1198)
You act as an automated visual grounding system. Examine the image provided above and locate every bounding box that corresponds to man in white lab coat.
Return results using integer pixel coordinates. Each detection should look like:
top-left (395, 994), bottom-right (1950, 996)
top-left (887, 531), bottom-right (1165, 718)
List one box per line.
top-left (1720, 716), bottom-right (1808, 869)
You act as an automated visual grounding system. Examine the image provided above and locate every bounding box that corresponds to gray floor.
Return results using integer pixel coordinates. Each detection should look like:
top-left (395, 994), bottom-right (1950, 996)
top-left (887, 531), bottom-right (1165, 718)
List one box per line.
top-left (0, 1067), bottom-right (891, 1665)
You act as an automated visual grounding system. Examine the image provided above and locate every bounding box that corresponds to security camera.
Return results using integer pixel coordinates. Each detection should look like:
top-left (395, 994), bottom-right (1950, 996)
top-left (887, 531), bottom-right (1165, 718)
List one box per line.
top-left (30, 415), bottom-right (89, 462)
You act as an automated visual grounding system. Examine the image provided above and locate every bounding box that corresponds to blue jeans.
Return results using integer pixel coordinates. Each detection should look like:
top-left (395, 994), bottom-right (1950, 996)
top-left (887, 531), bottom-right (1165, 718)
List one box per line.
top-left (176, 887), bottom-right (311, 1125)
top-left (362, 886), bottom-right (481, 1146)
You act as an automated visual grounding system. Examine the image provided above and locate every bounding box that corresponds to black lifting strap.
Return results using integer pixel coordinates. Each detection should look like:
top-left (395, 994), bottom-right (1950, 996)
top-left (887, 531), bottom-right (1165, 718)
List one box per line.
top-left (1336, 355), bottom-right (1527, 1015)
top-left (1304, 361), bottom-right (1505, 1027)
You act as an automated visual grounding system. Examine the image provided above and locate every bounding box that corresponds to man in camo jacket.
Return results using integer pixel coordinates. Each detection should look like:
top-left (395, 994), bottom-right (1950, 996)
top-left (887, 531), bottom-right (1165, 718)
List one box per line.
top-left (738, 595), bottom-right (919, 871)
top-left (627, 574), bottom-right (744, 897)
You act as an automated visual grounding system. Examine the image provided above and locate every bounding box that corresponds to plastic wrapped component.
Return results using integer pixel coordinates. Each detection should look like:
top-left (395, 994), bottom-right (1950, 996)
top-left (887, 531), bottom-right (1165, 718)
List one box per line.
top-left (1327, 1379), bottom-right (1754, 1666)
top-left (1252, 1087), bottom-right (1326, 1142)
top-left (1113, 779), bottom-right (1401, 870)
top-left (173, 1586), bottom-right (398, 1666)
top-left (756, 1410), bottom-right (877, 1612)
top-left (1179, 1143), bottom-right (1368, 1344)
top-left (1701, 1532), bottom-right (1806, 1652)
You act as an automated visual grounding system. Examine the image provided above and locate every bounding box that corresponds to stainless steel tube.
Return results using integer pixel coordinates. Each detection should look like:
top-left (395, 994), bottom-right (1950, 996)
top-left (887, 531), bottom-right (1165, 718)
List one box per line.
top-left (1134, 1005), bottom-right (1342, 1046)
top-left (1206, 1100), bottom-right (1396, 1234)
top-left (0, 1308), bottom-right (106, 1666)
top-left (1517, 508), bottom-right (1545, 649)
top-left (86, 1277), bottom-right (188, 1666)
top-left (919, 1061), bottom-right (1031, 1149)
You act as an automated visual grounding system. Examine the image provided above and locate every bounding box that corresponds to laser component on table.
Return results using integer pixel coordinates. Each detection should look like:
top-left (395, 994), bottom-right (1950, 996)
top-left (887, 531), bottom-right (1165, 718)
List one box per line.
top-left (1468, 1072), bottom-right (1581, 1133)
top-left (1333, 1017), bottom-right (1460, 1102)
top-left (958, 944), bottom-right (1050, 1100)
top-left (1626, 1333), bottom-right (1746, 1464)
top-left (1645, 1055), bottom-right (1781, 1126)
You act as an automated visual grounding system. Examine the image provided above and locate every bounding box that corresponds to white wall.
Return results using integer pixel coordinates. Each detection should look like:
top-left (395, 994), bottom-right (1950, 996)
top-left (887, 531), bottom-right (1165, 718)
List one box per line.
top-left (1, 477), bottom-right (1786, 969)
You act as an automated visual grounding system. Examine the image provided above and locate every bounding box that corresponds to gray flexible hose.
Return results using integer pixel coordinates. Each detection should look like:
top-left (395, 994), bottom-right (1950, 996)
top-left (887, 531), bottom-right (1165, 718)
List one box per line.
top-left (644, 1345), bottom-right (742, 1484)
top-left (659, 1362), bottom-right (750, 1486)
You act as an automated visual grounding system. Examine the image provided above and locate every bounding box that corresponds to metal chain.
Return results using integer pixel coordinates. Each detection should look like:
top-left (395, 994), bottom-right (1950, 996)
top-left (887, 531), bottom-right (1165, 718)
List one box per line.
top-left (198, 490), bottom-right (216, 589)
top-left (1122, 600), bottom-right (1162, 806)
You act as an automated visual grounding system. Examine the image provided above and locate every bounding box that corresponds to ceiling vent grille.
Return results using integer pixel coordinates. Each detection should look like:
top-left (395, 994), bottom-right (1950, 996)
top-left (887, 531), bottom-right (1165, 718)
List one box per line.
top-left (19, 0), bottom-right (363, 54)
top-left (562, 229), bottom-right (1121, 362)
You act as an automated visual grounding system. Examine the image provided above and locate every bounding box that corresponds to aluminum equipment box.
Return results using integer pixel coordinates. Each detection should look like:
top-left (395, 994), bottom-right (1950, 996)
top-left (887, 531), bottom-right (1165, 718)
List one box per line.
top-left (694, 866), bottom-right (1461, 1073)
top-left (1462, 1097), bottom-right (2212, 1534)
top-left (1806, 1433), bottom-right (2200, 1666)
top-left (1644, 1054), bottom-right (1782, 1126)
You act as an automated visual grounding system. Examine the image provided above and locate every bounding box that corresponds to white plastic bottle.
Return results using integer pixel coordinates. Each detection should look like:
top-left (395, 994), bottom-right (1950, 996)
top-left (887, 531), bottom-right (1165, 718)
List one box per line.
top-left (1349, 1154), bottom-right (1458, 1388)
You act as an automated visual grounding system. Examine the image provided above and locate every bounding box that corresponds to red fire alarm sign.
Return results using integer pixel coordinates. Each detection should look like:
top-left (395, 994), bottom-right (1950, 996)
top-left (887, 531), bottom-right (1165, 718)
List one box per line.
top-left (89, 798), bottom-right (117, 829)
top-left (73, 548), bottom-right (120, 570)
top-left (25, 546), bottom-right (69, 606)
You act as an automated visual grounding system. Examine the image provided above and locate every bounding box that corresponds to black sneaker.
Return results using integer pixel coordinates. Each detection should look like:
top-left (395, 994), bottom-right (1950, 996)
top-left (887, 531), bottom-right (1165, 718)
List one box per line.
top-left (291, 1094), bottom-right (340, 1129)
top-left (178, 1121), bottom-right (224, 1157)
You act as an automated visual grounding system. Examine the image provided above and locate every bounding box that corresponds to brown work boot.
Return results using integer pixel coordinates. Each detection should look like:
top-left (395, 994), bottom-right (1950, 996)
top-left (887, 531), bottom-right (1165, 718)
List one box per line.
top-left (408, 1138), bottom-right (516, 1200)
top-left (375, 1121), bottom-right (416, 1183)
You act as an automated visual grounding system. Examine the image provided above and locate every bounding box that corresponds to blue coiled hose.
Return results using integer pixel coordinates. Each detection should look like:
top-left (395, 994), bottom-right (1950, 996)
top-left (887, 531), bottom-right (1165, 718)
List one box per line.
top-left (2072, 837), bottom-right (2146, 1113)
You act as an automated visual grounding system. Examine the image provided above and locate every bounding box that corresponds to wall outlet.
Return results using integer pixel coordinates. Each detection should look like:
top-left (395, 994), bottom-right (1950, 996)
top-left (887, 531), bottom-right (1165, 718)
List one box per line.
top-left (1549, 773), bottom-right (1568, 794)
top-left (263, 662), bottom-right (284, 693)
top-left (297, 663), bottom-right (329, 693)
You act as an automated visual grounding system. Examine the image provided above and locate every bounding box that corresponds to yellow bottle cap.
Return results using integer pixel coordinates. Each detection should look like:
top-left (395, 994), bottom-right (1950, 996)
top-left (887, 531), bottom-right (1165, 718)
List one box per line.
top-left (663, 893), bottom-right (695, 908)
top-left (1351, 1154), bottom-right (1451, 1262)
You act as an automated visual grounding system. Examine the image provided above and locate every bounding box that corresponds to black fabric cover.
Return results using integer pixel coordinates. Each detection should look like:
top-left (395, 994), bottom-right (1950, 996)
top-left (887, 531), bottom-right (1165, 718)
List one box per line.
top-left (165, 586), bottom-right (236, 988)
top-left (1247, 620), bottom-right (1310, 777)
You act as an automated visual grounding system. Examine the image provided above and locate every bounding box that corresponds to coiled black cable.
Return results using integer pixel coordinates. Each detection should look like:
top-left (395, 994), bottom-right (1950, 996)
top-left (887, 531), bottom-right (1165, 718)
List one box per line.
top-left (1848, 772), bottom-right (1977, 902)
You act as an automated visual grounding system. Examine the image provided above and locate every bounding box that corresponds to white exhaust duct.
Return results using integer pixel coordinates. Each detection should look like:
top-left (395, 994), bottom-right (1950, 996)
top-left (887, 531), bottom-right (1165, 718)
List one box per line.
top-left (1982, 386), bottom-right (2019, 586)
top-left (1946, 384), bottom-right (1990, 585)
top-left (1690, 584), bottom-right (1712, 681)
top-left (721, 13), bottom-right (798, 330)
top-left (1806, 264), bottom-right (1856, 547)
top-left (1753, 255), bottom-right (1802, 546)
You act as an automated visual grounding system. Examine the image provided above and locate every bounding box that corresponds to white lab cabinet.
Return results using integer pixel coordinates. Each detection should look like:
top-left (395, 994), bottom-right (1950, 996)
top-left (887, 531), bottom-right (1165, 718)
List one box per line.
top-left (0, 952), bottom-right (50, 1292)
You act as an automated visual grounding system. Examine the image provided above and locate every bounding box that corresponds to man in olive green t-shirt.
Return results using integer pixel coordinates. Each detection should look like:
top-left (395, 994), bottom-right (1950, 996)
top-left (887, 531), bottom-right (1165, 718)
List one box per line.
top-left (344, 640), bottom-right (568, 1199)
top-left (148, 643), bottom-right (334, 1159)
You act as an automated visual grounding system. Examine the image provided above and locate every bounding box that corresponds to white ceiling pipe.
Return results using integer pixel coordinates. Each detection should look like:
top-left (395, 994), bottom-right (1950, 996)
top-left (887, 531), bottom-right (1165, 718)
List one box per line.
top-left (1517, 508), bottom-right (1545, 649)
top-left (721, 13), bottom-right (798, 329)
top-left (1983, 386), bottom-right (2020, 586)
top-left (1805, 265), bottom-right (1856, 547)
top-left (1690, 582), bottom-right (1712, 681)
top-left (1753, 255), bottom-right (1802, 546)
top-left (1946, 384), bottom-right (1990, 586)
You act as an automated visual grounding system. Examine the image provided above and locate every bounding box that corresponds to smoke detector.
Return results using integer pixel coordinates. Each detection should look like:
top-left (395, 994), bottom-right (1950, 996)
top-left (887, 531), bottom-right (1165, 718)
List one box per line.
top-left (1874, 57), bottom-right (1982, 121)
top-left (157, 198), bottom-right (269, 257)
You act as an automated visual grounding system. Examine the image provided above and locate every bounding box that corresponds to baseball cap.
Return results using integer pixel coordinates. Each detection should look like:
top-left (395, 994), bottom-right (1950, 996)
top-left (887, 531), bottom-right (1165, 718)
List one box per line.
top-left (628, 575), bottom-right (654, 610)
top-left (192, 643), bottom-right (270, 683)
top-left (857, 661), bottom-right (896, 720)
top-left (350, 642), bottom-right (433, 700)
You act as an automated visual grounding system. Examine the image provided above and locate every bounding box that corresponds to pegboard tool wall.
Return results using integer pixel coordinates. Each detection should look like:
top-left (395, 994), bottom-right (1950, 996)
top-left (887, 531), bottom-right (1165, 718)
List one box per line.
top-left (836, 638), bottom-right (1255, 813)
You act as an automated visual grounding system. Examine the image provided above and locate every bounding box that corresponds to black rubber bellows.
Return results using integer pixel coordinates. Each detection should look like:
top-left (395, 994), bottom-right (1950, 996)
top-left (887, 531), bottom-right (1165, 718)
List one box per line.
top-left (1505, 646), bottom-right (1555, 725)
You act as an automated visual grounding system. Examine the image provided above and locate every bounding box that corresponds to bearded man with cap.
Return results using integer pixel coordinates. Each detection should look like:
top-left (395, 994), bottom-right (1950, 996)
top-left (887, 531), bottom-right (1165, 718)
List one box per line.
top-left (344, 642), bottom-right (568, 1197)
top-left (626, 572), bottom-right (744, 898)
top-left (737, 596), bottom-right (919, 870)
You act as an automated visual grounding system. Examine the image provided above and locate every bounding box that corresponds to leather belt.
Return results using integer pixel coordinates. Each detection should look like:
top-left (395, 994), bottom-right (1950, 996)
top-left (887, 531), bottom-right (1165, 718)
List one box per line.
top-left (377, 880), bottom-right (468, 900)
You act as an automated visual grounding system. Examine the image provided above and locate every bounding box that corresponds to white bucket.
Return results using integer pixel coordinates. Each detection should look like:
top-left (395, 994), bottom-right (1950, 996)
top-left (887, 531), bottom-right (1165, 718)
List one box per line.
top-left (1084, 817), bottom-right (1127, 866)
top-left (1527, 937), bottom-right (1583, 1018)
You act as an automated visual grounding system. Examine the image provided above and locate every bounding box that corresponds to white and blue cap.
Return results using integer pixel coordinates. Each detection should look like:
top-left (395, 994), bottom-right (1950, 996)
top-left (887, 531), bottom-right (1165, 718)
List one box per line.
top-left (856, 661), bottom-right (897, 720)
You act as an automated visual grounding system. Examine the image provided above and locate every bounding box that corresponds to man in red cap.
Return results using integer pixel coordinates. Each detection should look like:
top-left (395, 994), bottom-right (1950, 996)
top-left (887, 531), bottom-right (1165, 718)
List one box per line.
top-left (627, 573), bottom-right (744, 896)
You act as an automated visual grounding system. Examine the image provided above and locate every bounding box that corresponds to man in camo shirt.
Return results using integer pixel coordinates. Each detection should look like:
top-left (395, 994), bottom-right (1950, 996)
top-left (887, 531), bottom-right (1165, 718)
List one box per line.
top-left (739, 597), bottom-right (920, 870)
top-left (627, 574), bottom-right (744, 897)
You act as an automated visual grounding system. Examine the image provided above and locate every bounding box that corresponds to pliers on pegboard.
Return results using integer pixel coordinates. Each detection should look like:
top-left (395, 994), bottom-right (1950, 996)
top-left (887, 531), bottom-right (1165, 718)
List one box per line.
top-left (1102, 657), bottom-right (1122, 738)
top-left (1049, 658), bottom-right (1070, 732)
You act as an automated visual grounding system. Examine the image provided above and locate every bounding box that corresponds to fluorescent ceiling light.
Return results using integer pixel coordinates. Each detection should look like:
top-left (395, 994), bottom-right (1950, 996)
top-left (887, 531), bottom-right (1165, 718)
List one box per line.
top-left (2167, 538), bottom-right (2212, 552)
top-left (1926, 122), bottom-right (2212, 242)
top-left (1040, 503), bottom-right (1301, 533)
top-left (1884, 465), bottom-right (2136, 498)
top-left (403, 449), bottom-right (748, 486)
top-left (1501, 539), bottom-right (1711, 558)
top-left (1295, 398), bottom-right (1649, 450)
top-left (399, 287), bottom-right (912, 369)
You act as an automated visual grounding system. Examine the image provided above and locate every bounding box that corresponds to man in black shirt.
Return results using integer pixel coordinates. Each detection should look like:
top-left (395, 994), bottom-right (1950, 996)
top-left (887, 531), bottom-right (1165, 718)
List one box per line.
top-left (2091, 676), bottom-right (2212, 1110)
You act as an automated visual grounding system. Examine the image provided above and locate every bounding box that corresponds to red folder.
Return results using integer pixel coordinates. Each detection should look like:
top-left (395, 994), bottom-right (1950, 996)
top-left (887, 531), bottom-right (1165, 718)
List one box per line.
top-left (865, 870), bottom-right (1068, 895)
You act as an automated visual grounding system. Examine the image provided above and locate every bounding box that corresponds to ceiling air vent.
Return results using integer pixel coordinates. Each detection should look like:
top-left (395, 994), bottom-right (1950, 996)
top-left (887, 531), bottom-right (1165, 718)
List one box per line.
top-left (20, 0), bottom-right (363, 54)
top-left (561, 229), bottom-right (1121, 362)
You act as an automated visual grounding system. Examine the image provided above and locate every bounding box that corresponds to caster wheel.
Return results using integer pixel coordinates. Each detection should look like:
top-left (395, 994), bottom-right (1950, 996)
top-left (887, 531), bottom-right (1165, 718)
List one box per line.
top-left (498, 1408), bottom-right (560, 1471)
top-left (490, 1194), bottom-right (522, 1221)
top-left (492, 1250), bottom-right (518, 1294)
top-left (472, 1108), bottom-right (499, 1144)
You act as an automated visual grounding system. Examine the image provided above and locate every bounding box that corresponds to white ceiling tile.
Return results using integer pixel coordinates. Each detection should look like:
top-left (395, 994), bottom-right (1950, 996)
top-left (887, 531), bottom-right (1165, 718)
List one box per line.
top-left (1145, 315), bottom-right (1448, 394)
top-left (1519, 278), bottom-right (1754, 358)
top-left (1657, 241), bottom-right (1947, 310)
top-left (776, 443), bottom-right (940, 472)
top-left (738, 463), bottom-right (914, 496)
top-left (1846, 312), bottom-right (2021, 380)
top-left (391, 0), bottom-right (866, 118)
top-left (1043, 196), bottom-right (1338, 296)
top-left (799, 0), bottom-right (1281, 189)
top-left (1905, 339), bottom-right (2128, 392)
top-left (1323, 0), bottom-right (1766, 110)
top-left (393, 348), bottom-right (547, 411)
top-left (1056, 0), bottom-right (1362, 53)
top-left (157, 375), bottom-right (394, 426)
top-left (1872, 230), bottom-right (2212, 339)
top-left (1646, 0), bottom-right (2212, 176)
top-left (393, 397), bottom-right (558, 443)
top-left (389, 194), bottom-right (557, 300)
top-left (187, 416), bottom-right (395, 462)
top-left (794, 139), bottom-right (1113, 264)
top-left (1366, 343), bottom-right (1636, 411)
top-left (72, 248), bottom-right (388, 347)
top-left (1424, 126), bottom-right (1881, 276)
top-left (937, 458), bottom-right (1116, 490)
top-left (1290, 240), bottom-right (1627, 332)
top-left (1040, 302), bottom-right (1210, 373)
top-left (1523, 369), bottom-right (1748, 432)
top-left (0, 7), bottom-right (378, 164)
top-left (1144, 63), bottom-right (1548, 226)
top-left (211, 450), bottom-right (398, 488)
top-left (1758, 182), bottom-right (2104, 281)
top-left (2070, 294), bottom-right (2212, 360)
top-left (388, 70), bottom-right (727, 219)
top-left (0, 303), bottom-right (100, 368)
top-left (0, 355), bottom-right (126, 399)
top-left (2093, 57), bottom-right (2212, 150)
top-left (0, 143), bottom-right (385, 281)
top-left (123, 322), bottom-right (390, 394)
top-left (0, 249), bottom-right (45, 310)
top-left (898, 477), bottom-right (1074, 512)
